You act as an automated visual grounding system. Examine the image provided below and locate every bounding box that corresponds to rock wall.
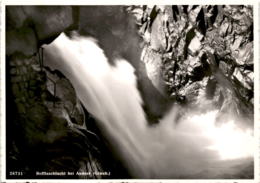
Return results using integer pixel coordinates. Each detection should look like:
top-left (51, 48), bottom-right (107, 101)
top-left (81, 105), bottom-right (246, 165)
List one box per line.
top-left (6, 53), bottom-right (105, 178)
top-left (6, 6), bottom-right (129, 178)
top-left (131, 5), bottom-right (253, 126)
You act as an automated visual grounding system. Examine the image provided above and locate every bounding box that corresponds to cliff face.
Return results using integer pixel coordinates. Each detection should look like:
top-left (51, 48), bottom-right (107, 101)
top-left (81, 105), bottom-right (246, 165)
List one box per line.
top-left (6, 6), bottom-right (129, 178)
top-left (131, 5), bottom-right (253, 126)
top-left (7, 54), bottom-right (120, 178)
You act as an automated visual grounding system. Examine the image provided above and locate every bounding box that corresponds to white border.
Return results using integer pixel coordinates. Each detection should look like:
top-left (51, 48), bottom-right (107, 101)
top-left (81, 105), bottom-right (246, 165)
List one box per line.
top-left (254, 2), bottom-right (260, 183)
top-left (0, 0), bottom-right (259, 183)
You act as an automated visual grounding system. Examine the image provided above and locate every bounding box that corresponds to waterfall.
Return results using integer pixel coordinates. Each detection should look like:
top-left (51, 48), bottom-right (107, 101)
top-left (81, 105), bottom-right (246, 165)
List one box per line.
top-left (43, 33), bottom-right (254, 178)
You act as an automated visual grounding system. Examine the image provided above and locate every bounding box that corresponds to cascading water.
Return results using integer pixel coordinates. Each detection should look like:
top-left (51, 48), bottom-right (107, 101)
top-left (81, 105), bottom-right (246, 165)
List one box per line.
top-left (43, 33), bottom-right (254, 178)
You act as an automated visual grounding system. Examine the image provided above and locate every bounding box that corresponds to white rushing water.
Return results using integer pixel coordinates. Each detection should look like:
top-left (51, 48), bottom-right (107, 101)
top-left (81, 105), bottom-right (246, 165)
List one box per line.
top-left (43, 33), bottom-right (254, 178)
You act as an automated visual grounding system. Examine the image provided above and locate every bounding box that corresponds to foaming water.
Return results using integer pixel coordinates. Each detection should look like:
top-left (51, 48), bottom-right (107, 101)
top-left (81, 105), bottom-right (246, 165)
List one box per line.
top-left (43, 33), bottom-right (254, 178)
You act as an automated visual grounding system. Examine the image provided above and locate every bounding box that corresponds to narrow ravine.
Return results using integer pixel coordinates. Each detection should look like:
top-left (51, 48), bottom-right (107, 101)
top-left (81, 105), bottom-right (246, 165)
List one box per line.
top-left (43, 32), bottom-right (254, 179)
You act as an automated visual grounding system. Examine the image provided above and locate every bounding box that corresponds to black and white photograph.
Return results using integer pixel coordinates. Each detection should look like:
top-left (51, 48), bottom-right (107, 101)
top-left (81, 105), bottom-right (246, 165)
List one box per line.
top-left (1, 2), bottom-right (256, 181)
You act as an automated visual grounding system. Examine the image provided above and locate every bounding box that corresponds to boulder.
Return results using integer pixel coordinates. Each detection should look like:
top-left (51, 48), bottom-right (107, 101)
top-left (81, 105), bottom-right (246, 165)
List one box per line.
top-left (23, 6), bottom-right (74, 43)
top-left (6, 6), bottom-right (76, 56)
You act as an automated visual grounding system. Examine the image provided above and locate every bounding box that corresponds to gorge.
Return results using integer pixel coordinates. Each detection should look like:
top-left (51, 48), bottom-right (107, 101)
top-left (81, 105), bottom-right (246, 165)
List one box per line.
top-left (5, 5), bottom-right (254, 179)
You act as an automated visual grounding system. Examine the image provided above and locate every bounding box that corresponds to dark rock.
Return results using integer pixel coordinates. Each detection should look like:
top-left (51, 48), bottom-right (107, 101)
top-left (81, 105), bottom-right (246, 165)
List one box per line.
top-left (20, 66), bottom-right (27, 74)
top-left (6, 6), bottom-right (28, 29)
top-left (16, 102), bottom-right (26, 114)
top-left (23, 6), bottom-right (74, 43)
top-left (45, 68), bottom-right (84, 126)
top-left (219, 60), bottom-right (230, 77)
top-left (11, 76), bottom-right (22, 83)
top-left (9, 68), bottom-right (17, 75)
top-left (11, 84), bottom-right (20, 96)
top-left (6, 6), bottom-right (133, 178)
top-left (9, 60), bottom-right (16, 66)
top-left (6, 28), bottom-right (38, 56)
top-left (29, 79), bottom-right (37, 86)
top-left (6, 6), bottom-right (77, 56)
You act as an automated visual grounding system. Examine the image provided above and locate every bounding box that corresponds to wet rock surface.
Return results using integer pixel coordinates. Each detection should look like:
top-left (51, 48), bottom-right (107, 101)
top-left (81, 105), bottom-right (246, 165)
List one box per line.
top-left (130, 5), bottom-right (254, 126)
top-left (6, 54), bottom-right (129, 178)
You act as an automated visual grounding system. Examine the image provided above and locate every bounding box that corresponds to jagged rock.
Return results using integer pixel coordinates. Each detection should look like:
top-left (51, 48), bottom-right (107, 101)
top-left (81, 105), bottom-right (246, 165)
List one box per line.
top-left (131, 5), bottom-right (253, 127)
top-left (186, 56), bottom-right (204, 78)
top-left (232, 67), bottom-right (253, 90)
top-left (188, 6), bottom-right (203, 23)
top-left (233, 42), bottom-right (253, 66)
top-left (219, 18), bottom-right (230, 37)
top-left (150, 13), bottom-right (167, 52)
